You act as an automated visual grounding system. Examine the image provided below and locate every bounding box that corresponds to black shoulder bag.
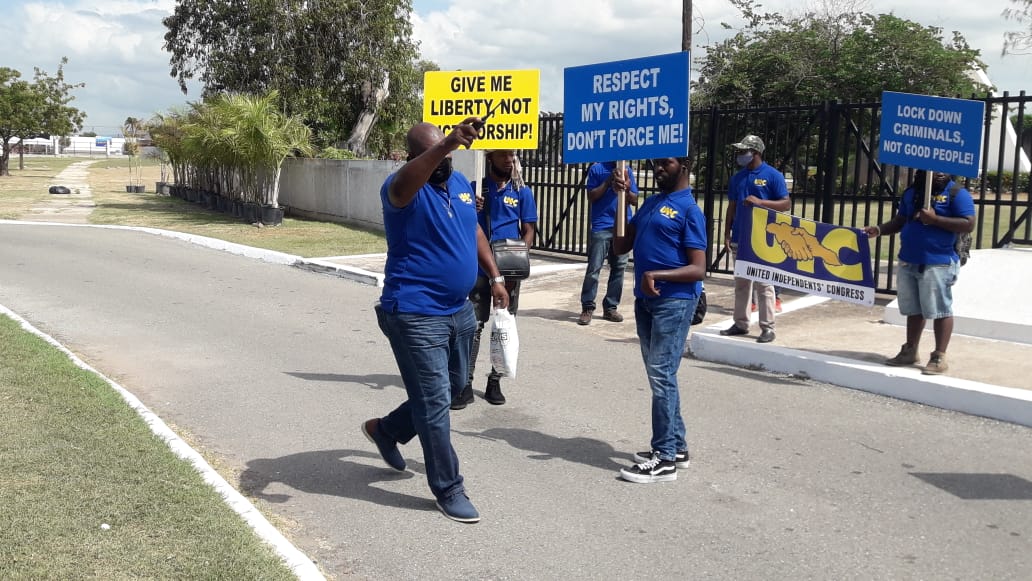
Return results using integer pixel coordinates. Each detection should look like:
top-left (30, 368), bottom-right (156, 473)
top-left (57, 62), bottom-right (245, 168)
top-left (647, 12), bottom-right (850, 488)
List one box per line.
top-left (483, 179), bottom-right (531, 280)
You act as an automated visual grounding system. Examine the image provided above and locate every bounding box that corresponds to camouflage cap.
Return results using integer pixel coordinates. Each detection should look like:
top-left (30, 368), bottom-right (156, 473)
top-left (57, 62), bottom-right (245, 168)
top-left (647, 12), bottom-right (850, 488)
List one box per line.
top-left (730, 134), bottom-right (765, 153)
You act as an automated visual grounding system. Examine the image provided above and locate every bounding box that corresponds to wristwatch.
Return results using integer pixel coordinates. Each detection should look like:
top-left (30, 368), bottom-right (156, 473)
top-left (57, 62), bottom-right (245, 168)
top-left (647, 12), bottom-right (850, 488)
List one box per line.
top-left (490, 276), bottom-right (506, 285)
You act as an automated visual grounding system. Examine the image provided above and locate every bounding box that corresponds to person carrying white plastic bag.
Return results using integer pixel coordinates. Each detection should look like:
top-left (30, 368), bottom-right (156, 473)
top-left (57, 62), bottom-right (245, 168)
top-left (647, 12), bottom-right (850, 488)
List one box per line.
top-left (489, 307), bottom-right (519, 378)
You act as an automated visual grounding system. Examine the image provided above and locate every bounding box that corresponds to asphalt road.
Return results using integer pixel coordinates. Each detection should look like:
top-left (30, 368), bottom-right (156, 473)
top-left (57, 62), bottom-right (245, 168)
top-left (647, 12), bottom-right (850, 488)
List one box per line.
top-left (2, 223), bottom-right (1030, 581)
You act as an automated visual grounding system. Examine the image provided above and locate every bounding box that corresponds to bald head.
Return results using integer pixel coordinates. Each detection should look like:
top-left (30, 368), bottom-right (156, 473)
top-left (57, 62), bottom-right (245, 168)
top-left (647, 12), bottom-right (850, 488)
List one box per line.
top-left (406, 123), bottom-right (445, 157)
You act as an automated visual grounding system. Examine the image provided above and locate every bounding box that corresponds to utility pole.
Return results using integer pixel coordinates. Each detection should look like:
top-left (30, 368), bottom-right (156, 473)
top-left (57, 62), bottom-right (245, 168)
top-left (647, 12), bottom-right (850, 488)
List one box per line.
top-left (682, 0), bottom-right (692, 51)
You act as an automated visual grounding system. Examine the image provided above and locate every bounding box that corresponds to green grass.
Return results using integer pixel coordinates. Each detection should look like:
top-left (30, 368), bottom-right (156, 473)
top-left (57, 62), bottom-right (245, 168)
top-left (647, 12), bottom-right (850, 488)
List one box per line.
top-left (0, 157), bottom-right (81, 219)
top-left (86, 162), bottom-right (386, 257)
top-left (0, 315), bottom-right (297, 580)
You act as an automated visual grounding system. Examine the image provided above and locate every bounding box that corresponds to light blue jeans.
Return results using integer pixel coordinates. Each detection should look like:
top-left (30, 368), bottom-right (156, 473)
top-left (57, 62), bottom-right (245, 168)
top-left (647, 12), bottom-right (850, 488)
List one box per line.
top-left (896, 261), bottom-right (959, 319)
top-left (376, 301), bottom-right (476, 501)
top-left (580, 228), bottom-right (628, 313)
top-left (634, 296), bottom-right (698, 462)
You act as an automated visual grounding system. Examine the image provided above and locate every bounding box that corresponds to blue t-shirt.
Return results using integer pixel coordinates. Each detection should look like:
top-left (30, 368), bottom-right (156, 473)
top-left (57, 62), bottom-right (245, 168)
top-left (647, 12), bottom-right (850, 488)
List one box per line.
top-left (380, 170), bottom-right (479, 315)
top-left (478, 179), bottom-right (538, 278)
top-left (898, 180), bottom-right (975, 265)
top-left (479, 179), bottom-right (538, 241)
top-left (728, 162), bottom-right (789, 243)
top-left (586, 161), bottom-right (639, 232)
top-left (630, 187), bottom-right (707, 300)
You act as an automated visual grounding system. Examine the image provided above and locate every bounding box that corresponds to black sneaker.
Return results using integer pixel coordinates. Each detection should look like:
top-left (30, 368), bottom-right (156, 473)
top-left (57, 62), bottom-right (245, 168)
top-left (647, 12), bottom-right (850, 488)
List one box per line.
top-left (620, 457), bottom-right (677, 483)
top-left (633, 449), bottom-right (690, 468)
top-left (451, 385), bottom-right (475, 410)
top-left (484, 376), bottom-right (505, 405)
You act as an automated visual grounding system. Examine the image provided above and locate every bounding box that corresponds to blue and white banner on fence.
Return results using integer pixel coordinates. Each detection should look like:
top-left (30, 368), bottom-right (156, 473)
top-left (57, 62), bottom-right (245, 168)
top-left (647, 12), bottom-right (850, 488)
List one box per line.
top-left (562, 51), bottom-right (690, 164)
top-left (879, 91), bottom-right (985, 178)
top-left (734, 207), bottom-right (876, 306)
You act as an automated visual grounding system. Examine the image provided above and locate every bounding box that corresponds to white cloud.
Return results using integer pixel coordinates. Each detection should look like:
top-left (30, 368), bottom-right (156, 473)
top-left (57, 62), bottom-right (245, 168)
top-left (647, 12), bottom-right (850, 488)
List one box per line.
top-left (412, 0), bottom-right (1031, 111)
top-left (0, 0), bottom-right (1026, 136)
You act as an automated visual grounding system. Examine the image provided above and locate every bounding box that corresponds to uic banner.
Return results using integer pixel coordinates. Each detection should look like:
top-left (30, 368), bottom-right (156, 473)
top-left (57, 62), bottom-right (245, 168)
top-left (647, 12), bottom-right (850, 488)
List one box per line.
top-left (734, 207), bottom-right (876, 306)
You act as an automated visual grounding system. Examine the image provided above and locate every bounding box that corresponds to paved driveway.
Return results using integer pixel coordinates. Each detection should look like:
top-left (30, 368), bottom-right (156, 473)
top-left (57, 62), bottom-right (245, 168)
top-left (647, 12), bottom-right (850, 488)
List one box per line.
top-left (1, 223), bottom-right (1030, 580)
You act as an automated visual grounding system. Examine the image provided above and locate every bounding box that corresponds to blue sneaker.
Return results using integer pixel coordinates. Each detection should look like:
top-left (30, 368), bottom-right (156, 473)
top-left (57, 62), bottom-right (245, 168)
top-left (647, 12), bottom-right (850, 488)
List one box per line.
top-left (436, 493), bottom-right (480, 523)
top-left (361, 419), bottom-right (405, 472)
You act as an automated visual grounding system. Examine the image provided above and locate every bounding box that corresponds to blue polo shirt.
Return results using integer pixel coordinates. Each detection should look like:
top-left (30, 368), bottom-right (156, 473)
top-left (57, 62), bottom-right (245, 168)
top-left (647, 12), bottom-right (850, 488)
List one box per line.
top-left (630, 187), bottom-right (707, 300)
top-left (380, 170), bottom-right (479, 315)
top-left (586, 161), bottom-right (639, 232)
top-left (479, 179), bottom-right (538, 241)
top-left (898, 180), bottom-right (975, 265)
top-left (728, 162), bottom-right (789, 243)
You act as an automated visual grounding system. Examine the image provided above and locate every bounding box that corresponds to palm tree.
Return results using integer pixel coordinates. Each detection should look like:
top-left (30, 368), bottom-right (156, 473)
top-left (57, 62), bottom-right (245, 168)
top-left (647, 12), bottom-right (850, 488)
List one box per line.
top-left (221, 90), bottom-right (313, 209)
top-left (122, 116), bottom-right (143, 189)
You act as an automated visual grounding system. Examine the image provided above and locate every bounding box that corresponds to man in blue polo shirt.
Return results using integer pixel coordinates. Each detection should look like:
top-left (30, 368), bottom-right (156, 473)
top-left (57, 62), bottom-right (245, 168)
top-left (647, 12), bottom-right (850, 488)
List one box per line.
top-left (612, 152), bottom-right (707, 484)
top-left (720, 134), bottom-right (791, 344)
top-left (863, 170), bottom-right (975, 375)
top-left (452, 149), bottom-right (537, 409)
top-left (579, 161), bottom-right (639, 325)
top-left (362, 120), bottom-right (509, 524)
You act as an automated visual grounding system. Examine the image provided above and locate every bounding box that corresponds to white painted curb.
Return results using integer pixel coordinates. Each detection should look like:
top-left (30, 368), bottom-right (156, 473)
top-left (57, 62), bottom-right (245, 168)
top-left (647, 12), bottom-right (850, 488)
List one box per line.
top-left (0, 304), bottom-right (325, 580)
top-left (689, 327), bottom-right (1032, 428)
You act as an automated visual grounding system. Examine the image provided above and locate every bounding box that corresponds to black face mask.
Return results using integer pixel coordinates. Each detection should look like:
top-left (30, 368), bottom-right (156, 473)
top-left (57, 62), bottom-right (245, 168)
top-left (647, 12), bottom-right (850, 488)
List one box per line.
top-left (430, 158), bottom-right (453, 184)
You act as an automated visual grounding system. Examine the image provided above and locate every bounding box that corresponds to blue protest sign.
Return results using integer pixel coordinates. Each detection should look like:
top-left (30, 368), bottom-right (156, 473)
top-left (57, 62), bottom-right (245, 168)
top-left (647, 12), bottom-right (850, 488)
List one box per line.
top-left (563, 51), bottom-right (690, 164)
top-left (879, 91), bottom-right (985, 178)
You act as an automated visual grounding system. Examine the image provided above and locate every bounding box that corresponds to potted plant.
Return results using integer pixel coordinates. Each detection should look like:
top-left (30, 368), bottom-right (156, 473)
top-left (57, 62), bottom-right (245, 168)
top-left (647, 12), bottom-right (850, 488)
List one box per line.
top-left (122, 117), bottom-right (145, 192)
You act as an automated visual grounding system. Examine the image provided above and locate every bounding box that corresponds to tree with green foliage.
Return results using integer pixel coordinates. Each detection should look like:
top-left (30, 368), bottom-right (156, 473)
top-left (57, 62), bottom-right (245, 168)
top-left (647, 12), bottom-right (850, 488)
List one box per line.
top-left (162, 0), bottom-right (431, 158)
top-left (1003, 0), bottom-right (1032, 55)
top-left (0, 58), bottom-right (84, 176)
top-left (693, 2), bottom-right (987, 107)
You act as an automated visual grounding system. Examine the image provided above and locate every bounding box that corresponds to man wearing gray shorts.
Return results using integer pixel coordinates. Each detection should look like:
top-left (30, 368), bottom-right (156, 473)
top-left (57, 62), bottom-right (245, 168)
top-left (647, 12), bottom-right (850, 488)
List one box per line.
top-left (863, 170), bottom-right (975, 375)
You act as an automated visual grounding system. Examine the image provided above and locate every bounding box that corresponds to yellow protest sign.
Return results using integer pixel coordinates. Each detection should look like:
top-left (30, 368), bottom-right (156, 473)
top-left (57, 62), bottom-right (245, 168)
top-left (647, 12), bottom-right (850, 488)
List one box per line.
top-left (423, 69), bottom-right (540, 150)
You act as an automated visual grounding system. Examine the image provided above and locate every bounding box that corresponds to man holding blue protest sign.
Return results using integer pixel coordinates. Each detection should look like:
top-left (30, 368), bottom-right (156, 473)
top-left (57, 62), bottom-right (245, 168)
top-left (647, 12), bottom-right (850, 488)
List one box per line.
top-left (613, 151), bottom-right (707, 483)
top-left (578, 162), bottom-right (639, 325)
top-left (863, 170), bottom-right (975, 375)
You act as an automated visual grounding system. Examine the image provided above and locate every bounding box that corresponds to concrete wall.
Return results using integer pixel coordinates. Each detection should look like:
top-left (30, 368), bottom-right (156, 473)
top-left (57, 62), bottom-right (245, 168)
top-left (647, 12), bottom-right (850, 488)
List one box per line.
top-left (277, 150), bottom-right (481, 231)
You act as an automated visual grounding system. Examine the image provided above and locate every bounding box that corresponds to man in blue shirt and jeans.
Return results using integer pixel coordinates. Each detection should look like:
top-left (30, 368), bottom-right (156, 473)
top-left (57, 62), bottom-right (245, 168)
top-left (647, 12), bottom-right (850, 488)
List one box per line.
top-left (362, 120), bottom-right (508, 524)
top-left (579, 161), bottom-right (639, 325)
top-left (613, 152), bottom-right (707, 483)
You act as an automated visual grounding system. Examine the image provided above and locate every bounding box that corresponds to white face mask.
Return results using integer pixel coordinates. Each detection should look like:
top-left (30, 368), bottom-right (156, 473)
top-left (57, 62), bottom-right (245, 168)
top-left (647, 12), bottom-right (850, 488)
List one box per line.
top-left (736, 153), bottom-right (754, 167)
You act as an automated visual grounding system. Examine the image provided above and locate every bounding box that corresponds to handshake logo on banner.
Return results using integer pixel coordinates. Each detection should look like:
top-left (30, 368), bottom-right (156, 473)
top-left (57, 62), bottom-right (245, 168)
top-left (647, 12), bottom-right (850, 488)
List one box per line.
top-left (735, 207), bottom-right (876, 306)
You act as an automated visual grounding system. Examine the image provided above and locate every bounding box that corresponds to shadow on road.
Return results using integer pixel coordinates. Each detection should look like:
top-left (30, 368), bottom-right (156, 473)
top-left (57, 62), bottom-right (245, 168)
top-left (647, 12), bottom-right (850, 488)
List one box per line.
top-left (240, 449), bottom-right (435, 513)
top-left (284, 372), bottom-right (403, 391)
top-left (456, 427), bottom-right (629, 472)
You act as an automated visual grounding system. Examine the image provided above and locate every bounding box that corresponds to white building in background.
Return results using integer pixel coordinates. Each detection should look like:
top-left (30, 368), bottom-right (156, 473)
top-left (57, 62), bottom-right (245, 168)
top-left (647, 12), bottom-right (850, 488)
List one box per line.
top-left (9, 135), bottom-right (127, 156)
top-left (969, 68), bottom-right (1031, 174)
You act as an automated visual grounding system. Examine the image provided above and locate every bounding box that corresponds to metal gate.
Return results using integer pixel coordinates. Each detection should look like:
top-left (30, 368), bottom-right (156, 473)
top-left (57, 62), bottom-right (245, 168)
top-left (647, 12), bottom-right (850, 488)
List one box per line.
top-left (517, 93), bottom-right (1032, 293)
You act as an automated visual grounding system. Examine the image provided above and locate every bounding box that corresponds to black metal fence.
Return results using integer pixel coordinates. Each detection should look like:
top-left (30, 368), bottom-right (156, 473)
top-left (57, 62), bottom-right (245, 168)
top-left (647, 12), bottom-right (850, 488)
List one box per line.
top-left (517, 92), bottom-right (1032, 293)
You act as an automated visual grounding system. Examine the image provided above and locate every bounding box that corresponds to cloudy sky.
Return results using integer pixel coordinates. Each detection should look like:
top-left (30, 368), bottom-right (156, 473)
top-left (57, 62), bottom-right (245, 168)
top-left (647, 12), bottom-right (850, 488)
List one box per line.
top-left (0, 0), bottom-right (1027, 135)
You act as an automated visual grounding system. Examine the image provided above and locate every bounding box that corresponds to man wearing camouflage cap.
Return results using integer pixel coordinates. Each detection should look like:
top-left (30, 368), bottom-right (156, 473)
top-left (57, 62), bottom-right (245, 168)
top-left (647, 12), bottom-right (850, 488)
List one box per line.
top-left (720, 134), bottom-right (791, 344)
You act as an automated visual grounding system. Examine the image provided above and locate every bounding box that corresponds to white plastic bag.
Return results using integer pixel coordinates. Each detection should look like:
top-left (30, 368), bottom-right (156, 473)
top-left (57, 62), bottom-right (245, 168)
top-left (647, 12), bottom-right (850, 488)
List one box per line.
top-left (489, 308), bottom-right (520, 378)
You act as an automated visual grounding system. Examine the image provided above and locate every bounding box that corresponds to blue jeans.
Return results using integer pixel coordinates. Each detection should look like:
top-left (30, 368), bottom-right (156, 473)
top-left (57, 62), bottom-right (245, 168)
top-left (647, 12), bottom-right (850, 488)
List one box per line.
top-left (634, 296), bottom-right (697, 462)
top-left (375, 301), bottom-right (476, 500)
top-left (580, 228), bottom-right (628, 312)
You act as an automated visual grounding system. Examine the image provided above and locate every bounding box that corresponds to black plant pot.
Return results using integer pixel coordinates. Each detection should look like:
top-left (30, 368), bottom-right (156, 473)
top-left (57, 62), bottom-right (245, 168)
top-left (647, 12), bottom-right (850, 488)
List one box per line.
top-left (133, 185), bottom-right (145, 193)
top-left (261, 205), bottom-right (284, 226)
top-left (125, 185), bottom-right (134, 193)
top-left (232, 200), bottom-right (244, 218)
top-left (186, 188), bottom-right (199, 203)
top-left (242, 202), bottom-right (260, 224)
